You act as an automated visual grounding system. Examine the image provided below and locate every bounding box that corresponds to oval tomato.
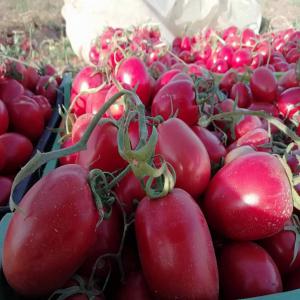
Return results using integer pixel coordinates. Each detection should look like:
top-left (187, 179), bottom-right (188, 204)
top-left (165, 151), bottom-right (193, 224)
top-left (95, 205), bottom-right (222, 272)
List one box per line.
top-left (277, 87), bottom-right (300, 118)
top-left (59, 138), bottom-right (78, 166)
top-left (31, 95), bottom-right (52, 123)
top-left (230, 82), bottom-right (252, 108)
top-left (0, 176), bottom-right (12, 206)
top-left (24, 66), bottom-right (40, 91)
top-left (0, 99), bottom-right (9, 134)
top-left (8, 95), bottom-right (45, 141)
top-left (116, 56), bottom-right (153, 107)
top-left (135, 188), bottom-right (219, 299)
top-left (0, 133), bottom-right (33, 174)
top-left (0, 79), bottom-right (24, 105)
top-left (3, 164), bottom-right (99, 297)
top-left (35, 75), bottom-right (58, 105)
top-left (151, 80), bottom-right (199, 126)
top-left (76, 122), bottom-right (127, 173)
top-left (71, 113), bottom-right (94, 144)
top-left (203, 152), bottom-right (293, 240)
top-left (250, 66), bottom-right (278, 103)
top-left (219, 242), bottom-right (282, 299)
top-left (156, 118), bottom-right (211, 198)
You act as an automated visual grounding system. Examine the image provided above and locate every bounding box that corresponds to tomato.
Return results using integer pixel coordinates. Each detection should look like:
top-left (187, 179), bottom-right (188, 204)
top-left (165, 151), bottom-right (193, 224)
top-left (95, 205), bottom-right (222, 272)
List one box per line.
top-left (36, 75), bottom-right (58, 105)
top-left (0, 79), bottom-right (24, 105)
top-left (0, 142), bottom-right (5, 171)
top-left (116, 56), bottom-right (153, 107)
top-left (277, 87), bottom-right (300, 118)
top-left (71, 113), bottom-right (94, 143)
top-left (5, 61), bottom-right (27, 86)
top-left (250, 66), bottom-right (278, 103)
top-left (3, 164), bottom-right (99, 297)
top-left (218, 70), bottom-right (238, 94)
top-left (71, 67), bottom-right (106, 116)
top-left (231, 48), bottom-right (252, 68)
top-left (229, 82), bottom-right (252, 108)
top-left (0, 176), bottom-right (12, 206)
top-left (219, 242), bottom-right (282, 299)
top-left (217, 45), bottom-right (234, 67)
top-left (31, 95), bottom-right (52, 123)
top-left (114, 171), bottom-right (145, 215)
top-left (234, 114), bottom-right (263, 140)
top-left (225, 145), bottom-right (256, 164)
top-left (203, 152), bottom-right (293, 240)
top-left (260, 218), bottom-right (300, 275)
top-left (102, 85), bottom-right (125, 120)
top-left (59, 138), bottom-right (78, 166)
top-left (248, 102), bottom-right (280, 117)
top-left (115, 272), bottom-right (152, 300)
top-left (24, 66), bottom-right (40, 91)
top-left (0, 133), bottom-right (33, 175)
top-left (135, 188), bottom-right (219, 299)
top-left (76, 122), bottom-right (127, 173)
top-left (278, 69), bottom-right (299, 90)
top-left (8, 95), bottom-right (45, 141)
top-left (149, 61), bottom-right (167, 80)
top-left (241, 28), bottom-right (257, 48)
top-left (79, 203), bottom-right (123, 277)
top-left (192, 126), bottom-right (226, 164)
top-left (156, 118), bottom-right (210, 198)
top-left (227, 128), bottom-right (270, 152)
top-left (151, 80), bottom-right (199, 126)
top-left (0, 99), bottom-right (9, 134)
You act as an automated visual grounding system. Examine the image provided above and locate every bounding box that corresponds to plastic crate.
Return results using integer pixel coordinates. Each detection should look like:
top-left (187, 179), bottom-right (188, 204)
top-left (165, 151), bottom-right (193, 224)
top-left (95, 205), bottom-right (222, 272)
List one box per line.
top-left (0, 73), bottom-right (72, 219)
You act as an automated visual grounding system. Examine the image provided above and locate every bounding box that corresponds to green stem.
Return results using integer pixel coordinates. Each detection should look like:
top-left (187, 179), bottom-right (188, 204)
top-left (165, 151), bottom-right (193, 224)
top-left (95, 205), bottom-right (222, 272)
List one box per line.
top-left (107, 165), bottom-right (131, 190)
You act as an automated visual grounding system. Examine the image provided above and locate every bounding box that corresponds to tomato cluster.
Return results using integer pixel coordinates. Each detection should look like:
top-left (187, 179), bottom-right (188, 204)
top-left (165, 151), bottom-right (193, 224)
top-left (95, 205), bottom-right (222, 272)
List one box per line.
top-left (0, 61), bottom-right (60, 207)
top-left (2, 25), bottom-right (300, 300)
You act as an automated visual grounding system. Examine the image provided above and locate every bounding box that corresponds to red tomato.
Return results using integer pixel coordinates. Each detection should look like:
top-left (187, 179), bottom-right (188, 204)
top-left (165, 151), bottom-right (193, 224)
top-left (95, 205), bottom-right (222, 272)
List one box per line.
top-left (31, 95), bottom-right (52, 123)
top-left (0, 176), bottom-right (12, 206)
top-left (8, 95), bottom-right (45, 141)
top-left (156, 118), bottom-right (211, 198)
top-left (5, 61), bottom-right (27, 86)
top-left (278, 69), bottom-right (299, 90)
top-left (35, 75), bottom-right (58, 105)
top-left (219, 242), bottom-right (282, 299)
top-left (115, 272), bottom-right (152, 300)
top-left (135, 188), bottom-right (219, 299)
top-left (24, 66), bottom-right (40, 91)
top-left (0, 79), bottom-right (24, 105)
top-left (76, 122), bottom-right (127, 172)
top-left (231, 48), bottom-right (252, 68)
top-left (234, 114), bottom-right (263, 140)
top-left (102, 85), bottom-right (125, 120)
top-left (250, 66), bottom-right (278, 103)
top-left (71, 113), bottom-right (94, 143)
top-left (230, 82), bottom-right (252, 108)
top-left (151, 80), bottom-right (199, 126)
top-left (59, 138), bottom-right (78, 166)
top-left (0, 99), bottom-right (9, 134)
top-left (248, 102), bottom-right (280, 117)
top-left (79, 203), bottom-right (123, 277)
top-left (0, 133), bottom-right (33, 174)
top-left (277, 87), bottom-right (300, 118)
top-left (114, 171), bottom-right (145, 215)
top-left (3, 164), bottom-right (99, 297)
top-left (203, 152), bottom-right (293, 240)
top-left (0, 142), bottom-right (5, 171)
top-left (225, 145), bottom-right (256, 164)
top-left (260, 218), bottom-right (300, 275)
top-left (116, 56), bottom-right (153, 107)
top-left (218, 70), bottom-right (238, 94)
top-left (71, 67), bottom-right (106, 116)
top-left (192, 126), bottom-right (226, 164)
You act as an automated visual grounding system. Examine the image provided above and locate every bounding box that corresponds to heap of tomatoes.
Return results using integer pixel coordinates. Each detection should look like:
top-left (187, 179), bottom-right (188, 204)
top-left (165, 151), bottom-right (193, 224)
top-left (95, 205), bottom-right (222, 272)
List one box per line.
top-left (0, 61), bottom-right (60, 207)
top-left (2, 25), bottom-right (300, 300)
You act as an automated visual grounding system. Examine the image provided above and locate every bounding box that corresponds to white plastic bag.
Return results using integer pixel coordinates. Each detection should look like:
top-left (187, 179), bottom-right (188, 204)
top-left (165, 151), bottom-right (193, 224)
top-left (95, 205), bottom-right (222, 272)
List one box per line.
top-left (62, 0), bottom-right (262, 63)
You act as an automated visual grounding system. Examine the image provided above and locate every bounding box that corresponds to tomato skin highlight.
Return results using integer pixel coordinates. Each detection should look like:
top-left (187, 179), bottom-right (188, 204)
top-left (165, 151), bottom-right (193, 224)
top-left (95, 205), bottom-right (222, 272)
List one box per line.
top-left (203, 152), bottom-right (293, 240)
top-left (219, 242), bottom-right (282, 299)
top-left (3, 164), bottom-right (99, 297)
top-left (156, 118), bottom-right (211, 198)
top-left (135, 188), bottom-right (219, 300)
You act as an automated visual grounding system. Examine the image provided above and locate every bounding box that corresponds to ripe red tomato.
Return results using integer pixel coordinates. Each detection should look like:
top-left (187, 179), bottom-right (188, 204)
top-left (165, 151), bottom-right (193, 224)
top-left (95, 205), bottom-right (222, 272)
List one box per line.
top-left (218, 70), bottom-right (238, 94)
top-left (71, 113), bottom-right (94, 143)
top-left (115, 56), bottom-right (153, 107)
top-left (234, 114), bottom-right (263, 140)
top-left (230, 82), bottom-right (252, 108)
top-left (203, 152), bottom-right (293, 240)
top-left (192, 126), bottom-right (226, 164)
top-left (151, 80), bottom-right (199, 126)
top-left (260, 218), bottom-right (300, 275)
top-left (0, 79), bottom-right (24, 105)
top-left (0, 133), bottom-right (33, 174)
top-left (219, 242), bottom-right (282, 299)
top-left (102, 85), bottom-right (125, 120)
top-left (31, 95), bottom-right (52, 123)
top-left (35, 75), bottom-right (58, 105)
top-left (8, 95), bottom-right (45, 141)
top-left (156, 118), bottom-right (211, 198)
top-left (277, 87), bottom-right (300, 118)
top-left (76, 122), bottom-right (127, 172)
top-left (24, 66), bottom-right (40, 91)
top-left (115, 272), bottom-right (152, 300)
top-left (135, 188), bottom-right (219, 299)
top-left (0, 99), bottom-right (9, 134)
top-left (231, 48), bottom-right (252, 68)
top-left (71, 67), bottom-right (106, 116)
top-left (0, 176), bottom-right (12, 206)
top-left (250, 66), bottom-right (278, 103)
top-left (3, 164), bottom-right (99, 297)
top-left (58, 138), bottom-right (78, 166)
